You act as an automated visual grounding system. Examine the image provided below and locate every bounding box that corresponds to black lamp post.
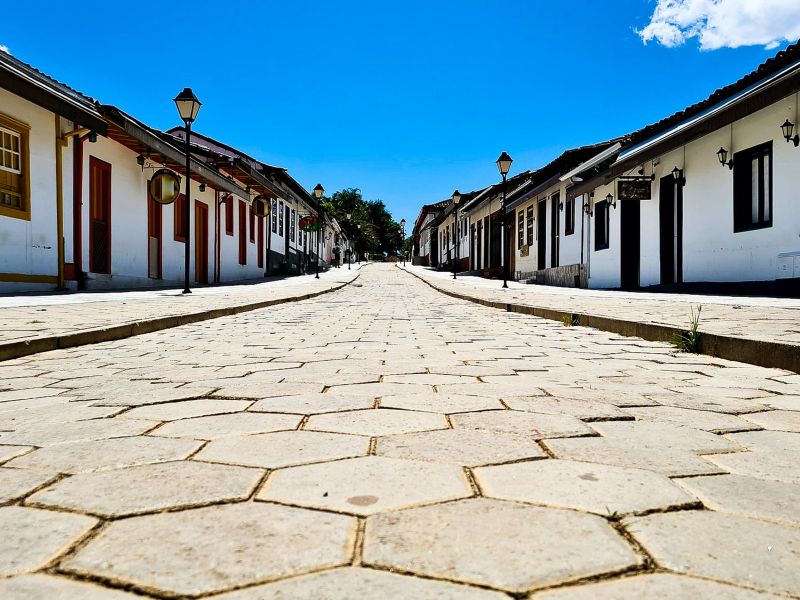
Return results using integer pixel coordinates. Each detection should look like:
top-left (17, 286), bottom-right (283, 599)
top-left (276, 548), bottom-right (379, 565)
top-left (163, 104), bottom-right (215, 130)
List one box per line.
top-left (400, 218), bottom-right (407, 266)
top-left (452, 190), bottom-right (461, 279)
top-left (346, 212), bottom-right (352, 270)
top-left (496, 151), bottom-right (513, 288)
top-left (173, 88), bottom-right (202, 294)
top-left (313, 184), bottom-right (324, 279)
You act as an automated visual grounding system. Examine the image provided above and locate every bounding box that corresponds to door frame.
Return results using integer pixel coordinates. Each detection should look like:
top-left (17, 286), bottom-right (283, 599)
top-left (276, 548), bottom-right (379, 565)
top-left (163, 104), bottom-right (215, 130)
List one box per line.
top-left (537, 199), bottom-right (547, 270)
top-left (89, 156), bottom-right (111, 274)
top-left (550, 194), bottom-right (560, 268)
top-left (195, 201), bottom-right (209, 283)
top-left (659, 175), bottom-right (683, 285)
top-left (620, 199), bottom-right (641, 289)
top-left (147, 191), bottom-right (162, 279)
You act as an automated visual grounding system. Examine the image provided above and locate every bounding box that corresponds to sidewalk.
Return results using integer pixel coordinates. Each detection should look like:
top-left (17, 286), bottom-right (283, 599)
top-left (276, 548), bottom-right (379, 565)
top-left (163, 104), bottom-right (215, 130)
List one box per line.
top-left (401, 265), bottom-right (800, 373)
top-left (0, 265), bottom-right (363, 361)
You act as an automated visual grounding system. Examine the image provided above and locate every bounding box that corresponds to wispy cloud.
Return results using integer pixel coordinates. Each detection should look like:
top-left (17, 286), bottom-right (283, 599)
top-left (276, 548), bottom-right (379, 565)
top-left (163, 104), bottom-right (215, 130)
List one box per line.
top-left (638, 0), bottom-right (800, 50)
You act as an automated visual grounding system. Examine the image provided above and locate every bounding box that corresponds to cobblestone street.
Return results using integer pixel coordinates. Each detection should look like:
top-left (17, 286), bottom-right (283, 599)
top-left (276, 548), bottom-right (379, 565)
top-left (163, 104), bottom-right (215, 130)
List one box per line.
top-left (0, 263), bottom-right (799, 599)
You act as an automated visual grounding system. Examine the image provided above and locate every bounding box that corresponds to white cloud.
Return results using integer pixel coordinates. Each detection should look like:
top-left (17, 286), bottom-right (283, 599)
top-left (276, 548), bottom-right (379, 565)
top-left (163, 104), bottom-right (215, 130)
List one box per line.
top-left (0, 45), bottom-right (9, 54)
top-left (638, 0), bottom-right (800, 50)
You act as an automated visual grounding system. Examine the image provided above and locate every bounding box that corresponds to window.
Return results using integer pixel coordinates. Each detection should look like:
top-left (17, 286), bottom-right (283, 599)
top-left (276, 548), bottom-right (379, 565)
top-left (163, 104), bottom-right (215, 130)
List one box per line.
top-left (249, 205), bottom-right (255, 243)
top-left (271, 199), bottom-right (277, 233)
top-left (238, 200), bottom-right (247, 265)
top-left (290, 208), bottom-right (296, 243)
top-left (517, 210), bottom-right (524, 248)
top-left (0, 114), bottom-right (31, 220)
top-left (734, 142), bottom-right (772, 232)
top-left (526, 205), bottom-right (534, 246)
top-left (565, 195), bottom-right (575, 235)
top-left (225, 195), bottom-right (233, 236)
top-left (278, 201), bottom-right (284, 236)
top-left (174, 194), bottom-right (187, 242)
top-left (594, 199), bottom-right (609, 251)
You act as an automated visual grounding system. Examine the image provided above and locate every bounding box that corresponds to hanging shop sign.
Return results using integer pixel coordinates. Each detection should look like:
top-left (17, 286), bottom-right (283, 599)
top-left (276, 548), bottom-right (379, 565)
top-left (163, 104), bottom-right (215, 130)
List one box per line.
top-left (617, 179), bottom-right (652, 201)
top-left (252, 195), bottom-right (271, 217)
top-left (299, 215), bottom-right (322, 232)
top-left (149, 169), bottom-right (181, 205)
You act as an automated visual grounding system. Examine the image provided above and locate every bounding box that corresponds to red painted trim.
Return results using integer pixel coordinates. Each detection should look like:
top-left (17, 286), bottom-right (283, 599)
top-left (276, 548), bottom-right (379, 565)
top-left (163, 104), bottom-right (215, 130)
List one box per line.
top-left (71, 135), bottom-right (85, 279)
top-left (88, 156), bottom-right (112, 274)
top-left (238, 199), bottom-right (246, 265)
top-left (225, 196), bottom-right (234, 236)
top-left (174, 194), bottom-right (187, 242)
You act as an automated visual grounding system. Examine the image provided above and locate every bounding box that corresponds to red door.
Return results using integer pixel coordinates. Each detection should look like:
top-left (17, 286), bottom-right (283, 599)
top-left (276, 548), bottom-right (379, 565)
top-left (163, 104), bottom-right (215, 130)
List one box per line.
top-left (195, 202), bottom-right (209, 283)
top-left (257, 215), bottom-right (264, 268)
top-left (147, 192), bottom-right (162, 279)
top-left (89, 157), bottom-right (111, 274)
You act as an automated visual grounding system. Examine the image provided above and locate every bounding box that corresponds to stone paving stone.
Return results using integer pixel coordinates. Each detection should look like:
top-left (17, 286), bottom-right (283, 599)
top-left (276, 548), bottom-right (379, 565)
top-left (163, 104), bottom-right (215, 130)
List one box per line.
top-left (305, 409), bottom-right (447, 436)
top-left (726, 430), bottom-right (800, 453)
top-left (0, 404), bottom-right (123, 429)
top-left (249, 393), bottom-right (374, 414)
top-left (122, 399), bottom-right (252, 421)
top-left (6, 436), bottom-right (202, 473)
top-left (625, 511), bottom-right (800, 596)
top-left (213, 382), bottom-right (326, 399)
top-left (669, 385), bottom-right (775, 399)
top-left (323, 382), bottom-right (435, 399)
top-left (741, 410), bottom-right (800, 432)
top-left (450, 410), bottom-right (593, 439)
top-left (438, 382), bottom-right (548, 399)
top-left (259, 456), bottom-right (471, 515)
top-left (677, 474), bottom-right (800, 526)
top-left (532, 573), bottom-right (780, 599)
top-left (153, 412), bottom-right (301, 439)
top-left (62, 502), bottom-right (356, 597)
top-left (0, 574), bottom-right (143, 599)
top-left (621, 406), bottom-right (756, 433)
top-left (0, 418), bottom-right (155, 446)
top-left (382, 373), bottom-right (478, 385)
top-left (377, 427), bottom-right (546, 466)
top-left (363, 498), bottom-right (640, 593)
top-left (0, 468), bottom-right (57, 504)
top-left (543, 437), bottom-right (724, 476)
top-left (647, 392), bottom-right (771, 414)
top-left (379, 392), bottom-right (503, 414)
top-left (28, 461), bottom-right (262, 517)
top-left (704, 450), bottom-right (800, 484)
top-left (0, 388), bottom-right (67, 403)
top-left (0, 506), bottom-right (96, 576)
top-left (475, 459), bottom-right (696, 516)
top-left (588, 421), bottom-right (741, 453)
top-left (84, 384), bottom-right (217, 407)
top-left (537, 384), bottom-right (662, 407)
top-left (195, 430), bottom-right (369, 469)
top-left (212, 567), bottom-right (508, 599)
top-left (761, 395), bottom-right (800, 411)
top-left (503, 396), bottom-right (628, 420)
top-left (0, 445), bottom-right (34, 463)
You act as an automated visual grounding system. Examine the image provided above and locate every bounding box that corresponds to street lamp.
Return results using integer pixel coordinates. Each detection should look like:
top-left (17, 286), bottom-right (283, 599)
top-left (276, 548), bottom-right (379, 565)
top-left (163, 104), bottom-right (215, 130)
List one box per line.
top-left (452, 190), bottom-right (461, 279)
top-left (313, 184), bottom-right (324, 279)
top-left (173, 88), bottom-right (202, 294)
top-left (346, 212), bottom-right (352, 270)
top-left (400, 218), bottom-right (407, 266)
top-left (496, 151), bottom-right (513, 288)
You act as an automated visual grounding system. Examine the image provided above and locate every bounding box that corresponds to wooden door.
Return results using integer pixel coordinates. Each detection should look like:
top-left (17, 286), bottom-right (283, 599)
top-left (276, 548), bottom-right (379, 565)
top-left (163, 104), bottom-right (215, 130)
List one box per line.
top-left (537, 200), bottom-right (547, 270)
top-left (258, 215), bottom-right (264, 268)
top-left (659, 175), bottom-right (683, 284)
top-left (195, 202), bottom-right (209, 284)
top-left (550, 194), bottom-right (560, 268)
top-left (89, 157), bottom-right (111, 274)
top-left (147, 192), bottom-right (162, 279)
top-left (620, 199), bottom-right (641, 289)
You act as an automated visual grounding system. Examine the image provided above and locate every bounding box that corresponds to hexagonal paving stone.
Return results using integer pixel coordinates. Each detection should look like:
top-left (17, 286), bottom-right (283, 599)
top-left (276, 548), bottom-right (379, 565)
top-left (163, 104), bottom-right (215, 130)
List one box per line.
top-left (647, 393), bottom-right (771, 414)
top-left (0, 574), bottom-right (141, 599)
top-left (726, 430), bottom-right (800, 453)
top-left (532, 573), bottom-right (778, 599)
top-left (123, 399), bottom-right (252, 421)
top-left (62, 503), bottom-right (355, 597)
top-left (677, 474), bottom-right (800, 526)
top-left (85, 384), bottom-right (216, 407)
top-left (741, 411), bottom-right (800, 433)
top-left (450, 410), bottom-right (592, 439)
top-left (6, 436), bottom-right (201, 473)
top-left (703, 451), bottom-right (800, 485)
top-left (475, 459), bottom-right (696, 516)
top-left (0, 468), bottom-right (57, 503)
top-left (588, 421), bottom-right (740, 453)
top-left (0, 506), bottom-right (96, 576)
top-left (625, 511), bottom-right (800, 596)
top-left (195, 430), bottom-right (369, 469)
top-left (28, 461), bottom-right (262, 517)
top-left (762, 395), bottom-right (800, 412)
top-left (323, 382), bottom-right (434, 399)
top-left (0, 444), bottom-right (33, 463)
top-left (503, 396), bottom-right (627, 420)
top-left (363, 498), bottom-right (640, 593)
top-left (249, 394), bottom-right (375, 414)
top-left (379, 393), bottom-right (503, 414)
top-left (212, 567), bottom-right (508, 599)
top-left (0, 418), bottom-right (155, 447)
top-left (543, 438), bottom-right (724, 477)
top-left (259, 456), bottom-right (471, 515)
top-left (154, 412), bottom-right (301, 439)
top-left (621, 406), bottom-right (754, 433)
top-left (213, 382), bottom-right (325, 399)
top-left (305, 409), bottom-right (447, 436)
top-left (377, 428), bottom-right (546, 466)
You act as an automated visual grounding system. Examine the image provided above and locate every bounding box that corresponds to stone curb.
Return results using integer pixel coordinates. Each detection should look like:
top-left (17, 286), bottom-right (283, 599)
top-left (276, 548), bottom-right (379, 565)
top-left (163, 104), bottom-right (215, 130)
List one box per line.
top-left (400, 266), bottom-right (799, 374)
top-left (0, 274), bottom-right (360, 362)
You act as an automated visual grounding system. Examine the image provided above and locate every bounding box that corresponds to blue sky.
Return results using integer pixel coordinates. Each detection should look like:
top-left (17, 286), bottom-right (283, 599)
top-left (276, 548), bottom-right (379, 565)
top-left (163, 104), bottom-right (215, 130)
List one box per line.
top-left (2, 1), bottom-right (796, 224)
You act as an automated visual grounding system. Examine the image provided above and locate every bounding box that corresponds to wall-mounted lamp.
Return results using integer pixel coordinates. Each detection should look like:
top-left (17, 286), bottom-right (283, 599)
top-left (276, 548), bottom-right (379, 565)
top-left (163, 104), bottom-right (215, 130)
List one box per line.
top-left (717, 147), bottom-right (733, 169)
top-left (88, 131), bottom-right (97, 143)
top-left (136, 154), bottom-right (145, 170)
top-left (605, 193), bottom-right (616, 209)
top-left (558, 200), bottom-right (564, 211)
top-left (583, 201), bottom-right (593, 216)
top-left (671, 166), bottom-right (684, 186)
top-left (780, 120), bottom-right (800, 147)
top-left (199, 183), bottom-right (206, 192)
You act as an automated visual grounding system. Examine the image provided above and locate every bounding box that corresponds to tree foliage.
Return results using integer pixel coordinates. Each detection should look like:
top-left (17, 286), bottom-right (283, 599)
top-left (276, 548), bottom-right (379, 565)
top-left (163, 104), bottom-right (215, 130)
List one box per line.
top-left (322, 188), bottom-right (403, 256)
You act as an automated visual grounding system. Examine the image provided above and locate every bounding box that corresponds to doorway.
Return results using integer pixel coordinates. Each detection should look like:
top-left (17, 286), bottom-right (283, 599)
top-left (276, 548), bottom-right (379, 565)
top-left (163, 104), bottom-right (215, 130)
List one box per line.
top-left (483, 216), bottom-right (490, 268)
top-left (620, 199), bottom-right (641, 289)
top-left (147, 192), bottom-right (162, 279)
top-left (89, 157), bottom-right (111, 274)
top-left (550, 194), bottom-right (560, 268)
top-left (659, 175), bottom-right (683, 285)
top-left (195, 201), bottom-right (209, 284)
top-left (537, 200), bottom-right (546, 270)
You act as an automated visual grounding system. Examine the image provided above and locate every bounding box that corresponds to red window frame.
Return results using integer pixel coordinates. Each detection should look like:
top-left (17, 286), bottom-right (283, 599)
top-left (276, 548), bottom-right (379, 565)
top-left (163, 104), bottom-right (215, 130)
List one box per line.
top-left (249, 204), bottom-right (255, 243)
top-left (174, 194), bottom-right (187, 242)
top-left (238, 199), bottom-right (247, 265)
top-left (225, 195), bottom-right (234, 236)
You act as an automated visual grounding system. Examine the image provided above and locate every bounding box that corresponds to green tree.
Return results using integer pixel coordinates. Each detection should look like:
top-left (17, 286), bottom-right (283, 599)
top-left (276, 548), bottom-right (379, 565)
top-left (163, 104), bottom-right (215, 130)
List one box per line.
top-left (322, 188), bottom-right (402, 257)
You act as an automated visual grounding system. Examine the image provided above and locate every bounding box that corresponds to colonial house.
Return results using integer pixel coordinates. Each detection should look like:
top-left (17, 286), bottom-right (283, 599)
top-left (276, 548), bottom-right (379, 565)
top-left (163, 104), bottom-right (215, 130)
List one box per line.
top-left (432, 190), bottom-right (478, 272)
top-left (0, 50), bottom-right (325, 293)
top-left (572, 40), bottom-right (800, 290)
top-left (411, 199), bottom-right (448, 266)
